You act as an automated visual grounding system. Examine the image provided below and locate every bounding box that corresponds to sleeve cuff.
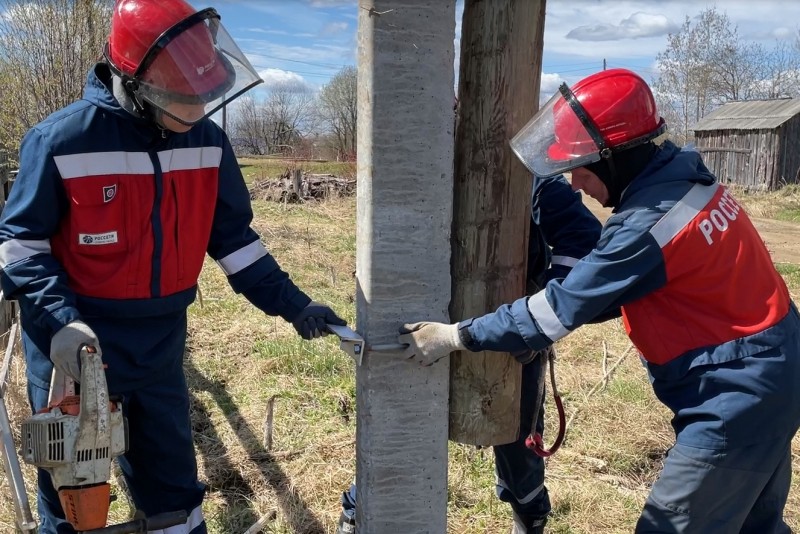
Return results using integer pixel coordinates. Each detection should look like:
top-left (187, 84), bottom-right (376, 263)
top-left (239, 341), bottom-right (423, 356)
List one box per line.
top-left (280, 290), bottom-right (312, 322)
top-left (457, 318), bottom-right (481, 352)
top-left (44, 306), bottom-right (82, 336)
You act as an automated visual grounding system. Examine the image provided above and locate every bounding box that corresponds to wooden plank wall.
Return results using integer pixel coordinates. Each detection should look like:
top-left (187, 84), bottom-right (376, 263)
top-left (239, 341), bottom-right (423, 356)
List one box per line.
top-left (696, 122), bottom-right (800, 191)
top-left (778, 116), bottom-right (800, 187)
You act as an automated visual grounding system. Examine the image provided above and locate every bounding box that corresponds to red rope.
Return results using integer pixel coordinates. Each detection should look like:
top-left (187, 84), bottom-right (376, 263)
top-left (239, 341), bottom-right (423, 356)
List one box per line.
top-left (524, 353), bottom-right (566, 457)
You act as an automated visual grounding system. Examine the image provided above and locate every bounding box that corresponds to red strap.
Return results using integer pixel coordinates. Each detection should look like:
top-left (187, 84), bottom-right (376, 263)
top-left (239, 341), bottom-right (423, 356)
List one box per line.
top-left (524, 352), bottom-right (566, 457)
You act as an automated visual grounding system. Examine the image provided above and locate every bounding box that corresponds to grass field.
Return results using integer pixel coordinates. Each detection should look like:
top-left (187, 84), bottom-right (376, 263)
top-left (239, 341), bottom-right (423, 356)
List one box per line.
top-left (1, 159), bottom-right (800, 533)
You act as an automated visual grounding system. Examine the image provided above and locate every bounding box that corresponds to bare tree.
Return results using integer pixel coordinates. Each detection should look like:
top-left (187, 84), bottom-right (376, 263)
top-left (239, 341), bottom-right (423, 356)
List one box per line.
top-left (654, 7), bottom-right (800, 144)
top-left (263, 82), bottom-right (316, 155)
top-left (229, 95), bottom-right (266, 155)
top-left (229, 83), bottom-right (317, 156)
top-left (0, 0), bottom-right (112, 154)
top-left (707, 28), bottom-right (762, 103)
top-left (653, 9), bottom-right (730, 143)
top-left (318, 66), bottom-right (357, 160)
top-left (756, 39), bottom-right (800, 98)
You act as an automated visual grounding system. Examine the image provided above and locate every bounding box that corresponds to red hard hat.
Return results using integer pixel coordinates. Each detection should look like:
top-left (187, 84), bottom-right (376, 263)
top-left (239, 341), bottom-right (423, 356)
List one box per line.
top-left (108, 0), bottom-right (194, 75)
top-left (548, 69), bottom-right (663, 162)
top-left (107, 0), bottom-right (230, 98)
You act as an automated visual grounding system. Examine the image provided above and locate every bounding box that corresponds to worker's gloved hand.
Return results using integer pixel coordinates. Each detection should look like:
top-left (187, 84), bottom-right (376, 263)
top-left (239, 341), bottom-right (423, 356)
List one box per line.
top-left (50, 320), bottom-right (101, 382)
top-left (292, 301), bottom-right (347, 340)
top-left (398, 322), bottom-right (465, 366)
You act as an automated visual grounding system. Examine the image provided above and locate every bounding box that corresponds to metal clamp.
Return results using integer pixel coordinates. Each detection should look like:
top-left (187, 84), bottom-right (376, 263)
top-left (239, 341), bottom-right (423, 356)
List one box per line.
top-left (327, 325), bottom-right (407, 366)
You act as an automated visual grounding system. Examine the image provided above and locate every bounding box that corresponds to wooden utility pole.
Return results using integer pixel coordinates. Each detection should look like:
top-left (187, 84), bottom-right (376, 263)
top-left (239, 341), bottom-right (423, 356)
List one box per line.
top-left (450, 0), bottom-right (547, 445)
top-left (356, 1), bottom-right (455, 532)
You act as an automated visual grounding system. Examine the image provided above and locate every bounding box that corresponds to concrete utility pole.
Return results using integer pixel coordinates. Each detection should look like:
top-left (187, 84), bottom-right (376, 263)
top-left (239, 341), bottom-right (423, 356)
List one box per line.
top-left (450, 0), bottom-right (547, 445)
top-left (356, 1), bottom-right (455, 533)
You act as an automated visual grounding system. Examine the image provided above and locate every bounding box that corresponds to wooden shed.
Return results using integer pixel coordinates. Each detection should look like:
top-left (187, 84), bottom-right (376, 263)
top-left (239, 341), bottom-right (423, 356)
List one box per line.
top-left (692, 98), bottom-right (800, 190)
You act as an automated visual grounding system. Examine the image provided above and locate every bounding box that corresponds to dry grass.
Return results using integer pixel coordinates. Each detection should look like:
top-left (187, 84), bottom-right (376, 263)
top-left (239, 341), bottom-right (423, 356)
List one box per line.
top-left (731, 183), bottom-right (800, 221)
top-left (1, 162), bottom-right (800, 533)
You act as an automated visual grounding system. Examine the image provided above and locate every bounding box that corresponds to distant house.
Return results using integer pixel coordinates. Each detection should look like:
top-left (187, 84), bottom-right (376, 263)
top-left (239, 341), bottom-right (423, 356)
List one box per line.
top-left (692, 98), bottom-right (800, 190)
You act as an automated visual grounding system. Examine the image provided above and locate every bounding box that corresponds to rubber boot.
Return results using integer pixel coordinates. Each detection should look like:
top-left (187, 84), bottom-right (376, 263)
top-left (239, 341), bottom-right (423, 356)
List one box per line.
top-left (511, 512), bottom-right (547, 534)
top-left (336, 510), bottom-right (356, 534)
top-left (337, 485), bottom-right (357, 534)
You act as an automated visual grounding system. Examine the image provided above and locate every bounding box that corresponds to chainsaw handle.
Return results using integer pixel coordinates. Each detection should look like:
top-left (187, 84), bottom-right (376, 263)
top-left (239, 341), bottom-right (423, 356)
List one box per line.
top-left (146, 511), bottom-right (188, 530)
top-left (80, 510), bottom-right (188, 534)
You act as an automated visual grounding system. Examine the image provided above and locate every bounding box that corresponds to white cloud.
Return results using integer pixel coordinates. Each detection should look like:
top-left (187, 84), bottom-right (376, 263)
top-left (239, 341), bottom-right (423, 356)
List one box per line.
top-left (768, 27), bottom-right (795, 40)
top-left (540, 72), bottom-right (565, 96)
top-left (543, 1), bottom-right (798, 62)
top-left (259, 68), bottom-right (309, 89)
top-left (321, 21), bottom-right (349, 37)
top-left (566, 12), bottom-right (677, 41)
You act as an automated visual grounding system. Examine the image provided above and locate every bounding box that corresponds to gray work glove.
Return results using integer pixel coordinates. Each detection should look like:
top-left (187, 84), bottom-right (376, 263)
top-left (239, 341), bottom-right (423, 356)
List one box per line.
top-left (50, 320), bottom-right (101, 382)
top-left (398, 322), bottom-right (465, 367)
top-left (292, 301), bottom-right (347, 340)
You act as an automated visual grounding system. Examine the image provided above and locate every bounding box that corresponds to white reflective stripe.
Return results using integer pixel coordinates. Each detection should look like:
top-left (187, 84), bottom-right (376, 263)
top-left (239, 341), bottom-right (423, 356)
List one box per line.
top-left (649, 183), bottom-right (719, 247)
top-left (495, 474), bottom-right (544, 504)
top-left (54, 152), bottom-right (153, 179)
top-left (527, 289), bottom-right (569, 341)
top-left (550, 254), bottom-right (579, 268)
top-left (496, 474), bottom-right (508, 492)
top-left (0, 238), bottom-right (51, 268)
top-left (148, 505), bottom-right (204, 534)
top-left (158, 147), bottom-right (223, 173)
top-left (517, 482), bottom-right (545, 504)
top-left (216, 240), bottom-right (268, 276)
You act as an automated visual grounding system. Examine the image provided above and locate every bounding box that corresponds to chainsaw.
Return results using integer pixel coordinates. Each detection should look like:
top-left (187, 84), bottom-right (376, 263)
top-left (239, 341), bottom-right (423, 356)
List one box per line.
top-left (19, 345), bottom-right (187, 533)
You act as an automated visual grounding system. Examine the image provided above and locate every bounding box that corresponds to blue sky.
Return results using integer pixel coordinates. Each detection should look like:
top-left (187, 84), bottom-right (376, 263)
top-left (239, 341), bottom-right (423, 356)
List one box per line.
top-left (191, 0), bottom-right (799, 97)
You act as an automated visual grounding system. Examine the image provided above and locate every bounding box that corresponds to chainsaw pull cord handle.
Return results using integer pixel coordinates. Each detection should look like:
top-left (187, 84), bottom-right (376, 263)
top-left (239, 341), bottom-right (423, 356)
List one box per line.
top-left (524, 348), bottom-right (566, 458)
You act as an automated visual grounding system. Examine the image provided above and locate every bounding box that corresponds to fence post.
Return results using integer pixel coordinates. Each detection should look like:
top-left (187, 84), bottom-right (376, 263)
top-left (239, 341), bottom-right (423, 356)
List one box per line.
top-left (0, 152), bottom-right (13, 340)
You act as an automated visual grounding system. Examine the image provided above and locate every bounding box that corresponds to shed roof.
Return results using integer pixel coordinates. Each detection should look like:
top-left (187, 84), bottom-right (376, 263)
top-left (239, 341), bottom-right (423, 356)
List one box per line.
top-left (692, 98), bottom-right (800, 131)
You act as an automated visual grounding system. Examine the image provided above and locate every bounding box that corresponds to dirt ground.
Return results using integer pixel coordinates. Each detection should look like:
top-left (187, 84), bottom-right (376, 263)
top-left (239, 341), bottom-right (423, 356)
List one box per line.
top-left (583, 197), bottom-right (800, 265)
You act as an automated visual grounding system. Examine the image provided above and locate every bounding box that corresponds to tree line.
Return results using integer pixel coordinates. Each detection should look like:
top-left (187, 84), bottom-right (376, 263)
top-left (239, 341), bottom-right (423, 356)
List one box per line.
top-left (228, 67), bottom-right (356, 161)
top-left (654, 7), bottom-right (800, 144)
top-left (0, 0), bottom-right (356, 163)
top-left (0, 1), bottom-right (798, 160)
top-left (0, 0), bottom-right (112, 158)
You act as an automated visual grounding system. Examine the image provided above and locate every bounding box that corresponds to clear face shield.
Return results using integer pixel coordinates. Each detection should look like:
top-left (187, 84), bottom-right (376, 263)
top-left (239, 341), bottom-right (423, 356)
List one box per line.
top-left (510, 84), bottom-right (606, 178)
top-left (127, 8), bottom-right (262, 126)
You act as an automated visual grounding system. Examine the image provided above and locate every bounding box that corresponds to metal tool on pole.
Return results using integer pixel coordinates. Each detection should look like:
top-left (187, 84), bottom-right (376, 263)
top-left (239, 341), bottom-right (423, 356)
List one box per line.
top-left (327, 324), bottom-right (407, 365)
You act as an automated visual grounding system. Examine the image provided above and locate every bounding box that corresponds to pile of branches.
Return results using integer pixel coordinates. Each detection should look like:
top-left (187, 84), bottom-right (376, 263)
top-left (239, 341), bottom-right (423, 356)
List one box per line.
top-left (249, 169), bottom-right (356, 203)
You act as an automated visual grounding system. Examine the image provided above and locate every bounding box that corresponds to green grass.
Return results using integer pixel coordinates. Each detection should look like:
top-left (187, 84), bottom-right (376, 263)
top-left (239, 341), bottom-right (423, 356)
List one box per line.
top-left (606, 377), bottom-right (652, 405)
top-left (776, 263), bottom-right (800, 287)
top-left (777, 208), bottom-right (800, 223)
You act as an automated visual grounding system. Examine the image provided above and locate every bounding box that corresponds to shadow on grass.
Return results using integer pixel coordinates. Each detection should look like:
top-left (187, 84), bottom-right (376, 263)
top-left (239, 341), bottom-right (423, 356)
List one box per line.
top-left (185, 360), bottom-right (325, 534)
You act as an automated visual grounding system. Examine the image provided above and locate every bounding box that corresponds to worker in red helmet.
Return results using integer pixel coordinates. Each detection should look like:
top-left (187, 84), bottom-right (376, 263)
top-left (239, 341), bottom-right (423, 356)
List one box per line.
top-left (397, 68), bottom-right (800, 533)
top-left (0, 1), bottom-right (345, 533)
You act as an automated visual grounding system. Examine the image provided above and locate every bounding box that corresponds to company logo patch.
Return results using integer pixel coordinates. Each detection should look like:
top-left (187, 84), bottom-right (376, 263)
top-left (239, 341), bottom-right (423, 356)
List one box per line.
top-left (103, 185), bottom-right (117, 203)
top-left (196, 58), bottom-right (216, 76)
top-left (78, 232), bottom-right (118, 245)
